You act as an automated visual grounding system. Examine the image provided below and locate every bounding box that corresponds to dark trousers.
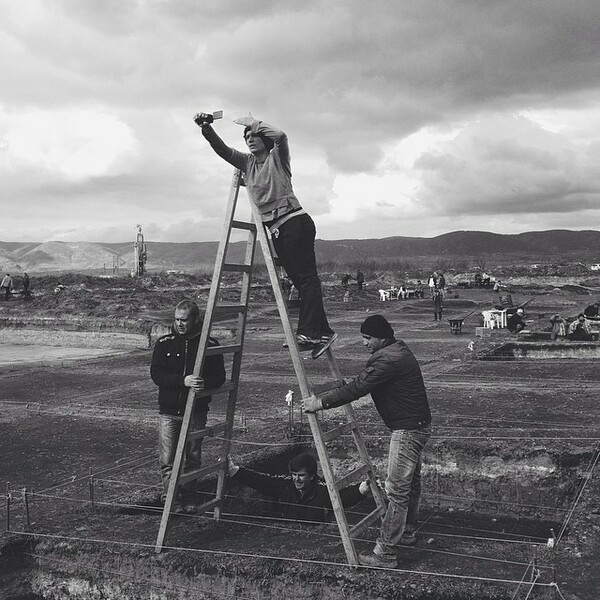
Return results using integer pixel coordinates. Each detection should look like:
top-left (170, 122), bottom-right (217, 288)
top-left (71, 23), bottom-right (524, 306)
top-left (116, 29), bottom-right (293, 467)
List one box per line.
top-left (272, 214), bottom-right (333, 339)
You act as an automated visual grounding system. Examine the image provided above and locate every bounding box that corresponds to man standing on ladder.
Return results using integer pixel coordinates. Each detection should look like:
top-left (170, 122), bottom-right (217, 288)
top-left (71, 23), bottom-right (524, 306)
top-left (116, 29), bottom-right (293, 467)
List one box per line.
top-left (304, 315), bottom-right (432, 568)
top-left (151, 300), bottom-right (226, 510)
top-left (194, 112), bottom-right (336, 358)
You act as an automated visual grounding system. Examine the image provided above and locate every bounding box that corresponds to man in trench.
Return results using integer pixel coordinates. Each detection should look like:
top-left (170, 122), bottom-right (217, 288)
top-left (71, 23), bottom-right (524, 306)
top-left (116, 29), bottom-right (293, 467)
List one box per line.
top-left (151, 300), bottom-right (226, 510)
top-left (304, 315), bottom-right (432, 568)
top-left (227, 451), bottom-right (372, 522)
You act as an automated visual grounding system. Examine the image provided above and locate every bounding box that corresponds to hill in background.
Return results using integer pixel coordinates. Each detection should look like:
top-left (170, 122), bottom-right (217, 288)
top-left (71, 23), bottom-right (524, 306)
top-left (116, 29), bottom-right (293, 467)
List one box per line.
top-left (1, 229), bottom-right (599, 274)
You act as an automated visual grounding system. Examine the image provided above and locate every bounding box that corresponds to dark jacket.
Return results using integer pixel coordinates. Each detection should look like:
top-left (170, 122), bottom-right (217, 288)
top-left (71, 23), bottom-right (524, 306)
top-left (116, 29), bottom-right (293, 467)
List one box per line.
top-left (232, 467), bottom-right (365, 522)
top-left (151, 324), bottom-right (226, 416)
top-left (321, 339), bottom-right (431, 430)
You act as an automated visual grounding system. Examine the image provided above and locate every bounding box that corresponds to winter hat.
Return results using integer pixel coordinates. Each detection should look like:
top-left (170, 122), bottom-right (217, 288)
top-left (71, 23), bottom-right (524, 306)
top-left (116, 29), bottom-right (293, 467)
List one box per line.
top-left (360, 315), bottom-right (395, 339)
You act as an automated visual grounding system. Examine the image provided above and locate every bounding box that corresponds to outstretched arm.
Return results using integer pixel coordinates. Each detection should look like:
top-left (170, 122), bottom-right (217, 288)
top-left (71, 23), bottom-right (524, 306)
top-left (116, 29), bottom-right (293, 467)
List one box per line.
top-left (194, 112), bottom-right (248, 172)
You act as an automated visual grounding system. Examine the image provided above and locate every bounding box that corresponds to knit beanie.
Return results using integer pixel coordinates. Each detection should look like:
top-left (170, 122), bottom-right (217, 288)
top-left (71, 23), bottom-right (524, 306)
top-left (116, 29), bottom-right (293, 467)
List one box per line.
top-left (360, 315), bottom-right (394, 339)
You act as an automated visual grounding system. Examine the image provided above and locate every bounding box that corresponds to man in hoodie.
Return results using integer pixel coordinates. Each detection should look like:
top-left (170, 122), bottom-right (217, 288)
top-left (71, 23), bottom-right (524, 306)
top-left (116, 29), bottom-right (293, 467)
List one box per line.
top-left (151, 300), bottom-right (226, 505)
top-left (304, 315), bottom-right (432, 568)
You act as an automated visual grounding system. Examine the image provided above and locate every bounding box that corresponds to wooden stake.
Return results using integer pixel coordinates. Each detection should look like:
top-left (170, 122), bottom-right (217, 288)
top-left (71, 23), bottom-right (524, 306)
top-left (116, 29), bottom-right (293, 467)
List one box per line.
top-left (89, 467), bottom-right (95, 507)
top-left (22, 487), bottom-right (30, 528)
top-left (5, 483), bottom-right (11, 531)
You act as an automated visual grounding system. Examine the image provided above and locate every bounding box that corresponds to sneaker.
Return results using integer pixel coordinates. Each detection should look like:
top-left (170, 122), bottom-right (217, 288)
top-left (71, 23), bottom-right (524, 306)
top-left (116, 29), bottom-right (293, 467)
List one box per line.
top-left (282, 335), bottom-right (319, 351)
top-left (358, 551), bottom-right (397, 568)
top-left (399, 533), bottom-right (417, 547)
top-left (296, 334), bottom-right (321, 345)
top-left (311, 332), bottom-right (338, 359)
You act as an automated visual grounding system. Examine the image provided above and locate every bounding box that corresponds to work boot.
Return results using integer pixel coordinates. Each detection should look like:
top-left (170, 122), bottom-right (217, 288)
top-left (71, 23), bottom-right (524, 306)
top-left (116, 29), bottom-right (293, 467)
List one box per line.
top-left (399, 532), bottom-right (417, 547)
top-left (358, 551), bottom-right (397, 568)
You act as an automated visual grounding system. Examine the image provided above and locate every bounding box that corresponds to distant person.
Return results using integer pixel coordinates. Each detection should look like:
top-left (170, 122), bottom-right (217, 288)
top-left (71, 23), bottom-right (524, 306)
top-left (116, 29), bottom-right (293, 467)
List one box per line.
top-left (356, 270), bottom-right (365, 290)
top-left (474, 272), bottom-right (482, 288)
top-left (1, 273), bottom-right (12, 301)
top-left (195, 112), bottom-right (336, 358)
top-left (428, 274), bottom-right (436, 297)
top-left (414, 280), bottom-right (424, 299)
top-left (507, 308), bottom-right (526, 333)
top-left (22, 272), bottom-right (31, 300)
top-left (432, 287), bottom-right (443, 321)
top-left (227, 452), bottom-right (371, 522)
top-left (493, 280), bottom-right (502, 292)
top-left (549, 314), bottom-right (566, 341)
top-left (341, 274), bottom-right (353, 287)
top-left (151, 300), bottom-right (226, 510)
top-left (304, 315), bottom-right (432, 568)
top-left (583, 301), bottom-right (600, 319)
top-left (568, 314), bottom-right (593, 341)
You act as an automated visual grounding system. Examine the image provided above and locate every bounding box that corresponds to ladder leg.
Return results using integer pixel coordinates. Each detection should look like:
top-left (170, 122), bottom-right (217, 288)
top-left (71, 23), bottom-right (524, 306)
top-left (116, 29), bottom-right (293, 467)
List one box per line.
top-left (156, 169), bottom-right (252, 552)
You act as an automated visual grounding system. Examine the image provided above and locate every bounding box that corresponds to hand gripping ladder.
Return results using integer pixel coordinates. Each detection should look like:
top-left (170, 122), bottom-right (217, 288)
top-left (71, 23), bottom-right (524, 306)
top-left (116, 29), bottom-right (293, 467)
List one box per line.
top-left (155, 169), bottom-right (386, 564)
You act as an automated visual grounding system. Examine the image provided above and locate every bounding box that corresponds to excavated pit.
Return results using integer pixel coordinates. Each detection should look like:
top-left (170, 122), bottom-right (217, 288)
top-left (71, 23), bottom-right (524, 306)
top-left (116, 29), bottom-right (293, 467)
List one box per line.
top-left (480, 340), bottom-right (600, 360)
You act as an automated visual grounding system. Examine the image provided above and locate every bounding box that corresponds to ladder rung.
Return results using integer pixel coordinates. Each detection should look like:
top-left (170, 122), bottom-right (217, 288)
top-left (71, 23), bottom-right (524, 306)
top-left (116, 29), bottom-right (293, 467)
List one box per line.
top-left (195, 381), bottom-right (236, 398)
top-left (336, 464), bottom-right (370, 490)
top-left (205, 344), bottom-right (242, 356)
top-left (194, 497), bottom-right (220, 514)
top-left (223, 263), bottom-right (252, 273)
top-left (179, 461), bottom-right (223, 485)
top-left (215, 304), bottom-right (247, 316)
top-left (187, 421), bottom-right (229, 441)
top-left (311, 380), bottom-right (344, 395)
top-left (349, 507), bottom-right (385, 538)
top-left (231, 220), bottom-right (255, 231)
top-left (321, 422), bottom-right (355, 442)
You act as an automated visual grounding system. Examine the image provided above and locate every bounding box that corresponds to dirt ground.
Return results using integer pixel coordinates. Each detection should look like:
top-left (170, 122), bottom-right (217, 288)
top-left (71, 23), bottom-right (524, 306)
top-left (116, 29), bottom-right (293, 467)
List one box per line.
top-left (1, 276), bottom-right (600, 599)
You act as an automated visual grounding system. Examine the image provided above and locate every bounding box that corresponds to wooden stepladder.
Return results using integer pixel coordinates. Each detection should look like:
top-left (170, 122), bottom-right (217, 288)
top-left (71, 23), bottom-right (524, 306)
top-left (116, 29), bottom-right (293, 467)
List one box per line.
top-left (155, 169), bottom-right (386, 564)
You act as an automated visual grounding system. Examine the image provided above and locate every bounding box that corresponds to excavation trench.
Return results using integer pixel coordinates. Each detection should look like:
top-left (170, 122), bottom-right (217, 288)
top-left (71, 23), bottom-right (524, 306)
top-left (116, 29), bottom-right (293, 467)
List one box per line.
top-left (1, 439), bottom-right (581, 600)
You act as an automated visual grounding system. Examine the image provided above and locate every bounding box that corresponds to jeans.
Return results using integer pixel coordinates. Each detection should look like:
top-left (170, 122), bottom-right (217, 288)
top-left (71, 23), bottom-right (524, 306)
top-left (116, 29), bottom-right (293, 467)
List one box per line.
top-left (158, 411), bottom-right (207, 500)
top-left (374, 426), bottom-right (431, 557)
top-left (272, 214), bottom-right (334, 340)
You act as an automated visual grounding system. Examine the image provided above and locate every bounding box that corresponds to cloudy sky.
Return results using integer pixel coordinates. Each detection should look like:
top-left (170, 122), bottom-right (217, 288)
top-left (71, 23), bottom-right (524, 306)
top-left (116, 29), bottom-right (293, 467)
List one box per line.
top-left (2, 0), bottom-right (600, 243)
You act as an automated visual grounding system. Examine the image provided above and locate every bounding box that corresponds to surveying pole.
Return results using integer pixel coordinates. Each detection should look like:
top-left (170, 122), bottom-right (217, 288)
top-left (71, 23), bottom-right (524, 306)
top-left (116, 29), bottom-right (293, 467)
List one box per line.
top-left (133, 224), bottom-right (147, 277)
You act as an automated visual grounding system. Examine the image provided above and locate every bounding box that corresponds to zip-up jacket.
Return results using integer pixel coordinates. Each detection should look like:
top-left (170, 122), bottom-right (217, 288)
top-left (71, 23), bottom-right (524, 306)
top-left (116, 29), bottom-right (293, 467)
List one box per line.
top-left (232, 467), bottom-right (365, 522)
top-left (151, 324), bottom-right (226, 416)
top-left (321, 339), bottom-right (431, 430)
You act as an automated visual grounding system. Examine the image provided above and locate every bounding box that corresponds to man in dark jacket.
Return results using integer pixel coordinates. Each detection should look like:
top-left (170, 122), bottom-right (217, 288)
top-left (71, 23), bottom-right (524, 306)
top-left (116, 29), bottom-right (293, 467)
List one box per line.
top-left (304, 315), bottom-right (431, 568)
top-left (151, 300), bottom-right (226, 504)
top-left (227, 452), bottom-right (370, 522)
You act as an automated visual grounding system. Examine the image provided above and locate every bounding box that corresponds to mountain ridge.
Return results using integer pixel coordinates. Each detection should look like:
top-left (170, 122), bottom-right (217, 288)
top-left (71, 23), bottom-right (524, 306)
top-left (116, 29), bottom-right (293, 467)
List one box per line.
top-left (1, 230), bottom-right (599, 273)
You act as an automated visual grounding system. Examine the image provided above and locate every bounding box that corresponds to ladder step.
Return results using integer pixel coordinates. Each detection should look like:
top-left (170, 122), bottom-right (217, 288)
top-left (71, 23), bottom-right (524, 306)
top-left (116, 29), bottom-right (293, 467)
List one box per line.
top-left (336, 464), bottom-right (370, 490)
top-left (231, 220), bottom-right (255, 231)
top-left (179, 461), bottom-right (223, 485)
top-left (223, 263), bottom-right (252, 273)
top-left (311, 380), bottom-right (345, 395)
top-left (187, 421), bottom-right (229, 441)
top-left (195, 381), bottom-right (236, 398)
top-left (205, 344), bottom-right (242, 356)
top-left (214, 304), bottom-right (247, 317)
top-left (194, 497), bottom-right (220, 514)
top-left (349, 507), bottom-right (385, 539)
top-left (321, 422), bottom-right (355, 442)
